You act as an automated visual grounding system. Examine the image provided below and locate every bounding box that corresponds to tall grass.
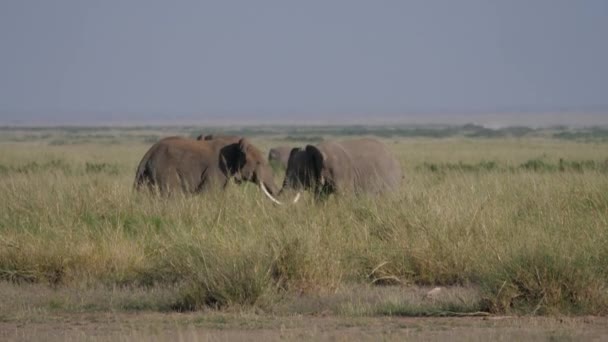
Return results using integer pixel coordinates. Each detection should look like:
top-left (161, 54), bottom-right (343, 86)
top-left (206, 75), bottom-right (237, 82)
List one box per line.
top-left (0, 138), bottom-right (607, 315)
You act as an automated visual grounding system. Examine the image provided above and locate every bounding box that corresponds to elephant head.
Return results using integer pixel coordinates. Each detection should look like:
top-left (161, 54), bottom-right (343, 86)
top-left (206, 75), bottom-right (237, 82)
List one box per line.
top-left (221, 138), bottom-right (283, 204)
top-left (279, 145), bottom-right (331, 203)
top-left (267, 146), bottom-right (292, 170)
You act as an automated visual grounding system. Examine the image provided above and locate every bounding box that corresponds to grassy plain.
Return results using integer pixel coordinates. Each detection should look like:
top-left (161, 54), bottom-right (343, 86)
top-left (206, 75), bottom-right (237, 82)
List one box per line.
top-left (0, 125), bottom-right (607, 339)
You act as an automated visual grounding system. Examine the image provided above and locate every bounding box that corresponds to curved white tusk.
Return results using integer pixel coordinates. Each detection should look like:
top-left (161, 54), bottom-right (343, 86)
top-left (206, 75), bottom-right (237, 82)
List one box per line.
top-left (260, 183), bottom-right (283, 205)
top-left (292, 192), bottom-right (302, 204)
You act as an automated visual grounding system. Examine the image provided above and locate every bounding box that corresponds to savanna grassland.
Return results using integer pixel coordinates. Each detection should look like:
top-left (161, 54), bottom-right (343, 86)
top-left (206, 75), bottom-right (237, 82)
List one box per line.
top-left (1, 125), bottom-right (607, 340)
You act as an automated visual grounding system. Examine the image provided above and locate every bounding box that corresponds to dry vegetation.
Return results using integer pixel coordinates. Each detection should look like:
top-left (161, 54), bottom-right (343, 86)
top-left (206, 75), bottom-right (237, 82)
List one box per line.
top-left (1, 126), bottom-right (607, 327)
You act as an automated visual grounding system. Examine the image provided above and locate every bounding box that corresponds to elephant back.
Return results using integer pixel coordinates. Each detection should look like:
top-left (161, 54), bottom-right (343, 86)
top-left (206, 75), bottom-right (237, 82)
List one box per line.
top-left (333, 138), bottom-right (402, 194)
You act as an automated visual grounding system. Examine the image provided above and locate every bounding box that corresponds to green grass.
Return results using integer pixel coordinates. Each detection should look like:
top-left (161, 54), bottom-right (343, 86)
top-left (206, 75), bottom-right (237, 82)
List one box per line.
top-left (0, 131), bottom-right (607, 316)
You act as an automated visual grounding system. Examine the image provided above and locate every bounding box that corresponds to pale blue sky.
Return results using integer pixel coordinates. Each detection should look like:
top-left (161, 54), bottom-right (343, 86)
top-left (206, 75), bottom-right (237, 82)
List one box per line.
top-left (1, 0), bottom-right (607, 124)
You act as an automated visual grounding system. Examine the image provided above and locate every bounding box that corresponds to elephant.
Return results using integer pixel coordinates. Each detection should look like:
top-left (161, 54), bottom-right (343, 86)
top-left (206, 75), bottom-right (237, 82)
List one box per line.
top-left (268, 146), bottom-right (293, 169)
top-left (134, 136), bottom-right (282, 203)
top-left (196, 134), bottom-right (241, 143)
top-left (279, 138), bottom-right (402, 202)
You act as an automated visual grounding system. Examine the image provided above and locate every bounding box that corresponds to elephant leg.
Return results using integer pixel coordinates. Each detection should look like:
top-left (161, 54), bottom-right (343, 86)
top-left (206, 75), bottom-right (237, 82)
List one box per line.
top-left (195, 177), bottom-right (213, 193)
top-left (313, 181), bottom-right (334, 200)
top-left (155, 166), bottom-right (180, 196)
top-left (194, 168), bottom-right (224, 194)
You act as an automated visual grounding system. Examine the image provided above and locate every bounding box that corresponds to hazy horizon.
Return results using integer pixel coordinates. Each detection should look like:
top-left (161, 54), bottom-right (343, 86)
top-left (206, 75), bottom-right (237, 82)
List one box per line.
top-left (1, 1), bottom-right (607, 126)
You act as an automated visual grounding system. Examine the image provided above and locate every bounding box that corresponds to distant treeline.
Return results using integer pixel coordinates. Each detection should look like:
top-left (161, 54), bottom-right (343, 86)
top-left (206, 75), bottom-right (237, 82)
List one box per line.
top-left (185, 124), bottom-right (608, 141)
top-left (200, 124), bottom-right (608, 141)
top-left (1, 124), bottom-right (608, 143)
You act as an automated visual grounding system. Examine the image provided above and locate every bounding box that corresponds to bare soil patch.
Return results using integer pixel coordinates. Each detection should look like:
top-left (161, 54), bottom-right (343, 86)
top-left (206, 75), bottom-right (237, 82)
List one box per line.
top-left (2, 312), bottom-right (607, 341)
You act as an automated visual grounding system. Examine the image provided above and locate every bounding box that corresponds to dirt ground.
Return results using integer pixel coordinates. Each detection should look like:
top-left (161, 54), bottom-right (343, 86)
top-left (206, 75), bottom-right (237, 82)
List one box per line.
top-left (2, 312), bottom-right (608, 342)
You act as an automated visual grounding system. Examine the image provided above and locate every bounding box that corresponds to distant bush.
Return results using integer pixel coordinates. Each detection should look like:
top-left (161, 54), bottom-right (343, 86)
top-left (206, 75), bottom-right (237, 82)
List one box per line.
top-left (553, 128), bottom-right (608, 141)
top-left (465, 126), bottom-right (535, 138)
top-left (142, 135), bottom-right (161, 144)
top-left (283, 135), bottom-right (324, 142)
top-left (501, 126), bottom-right (535, 137)
top-left (558, 159), bottom-right (608, 173)
top-left (0, 160), bottom-right (126, 176)
top-left (48, 139), bottom-right (93, 145)
top-left (85, 162), bottom-right (120, 175)
top-left (519, 158), bottom-right (608, 173)
top-left (519, 158), bottom-right (557, 172)
top-left (0, 159), bottom-right (72, 174)
top-left (391, 128), bottom-right (459, 138)
top-left (417, 159), bottom-right (608, 174)
top-left (462, 123), bottom-right (485, 130)
top-left (49, 139), bottom-right (68, 146)
top-left (383, 128), bottom-right (458, 138)
top-left (418, 161), bottom-right (500, 173)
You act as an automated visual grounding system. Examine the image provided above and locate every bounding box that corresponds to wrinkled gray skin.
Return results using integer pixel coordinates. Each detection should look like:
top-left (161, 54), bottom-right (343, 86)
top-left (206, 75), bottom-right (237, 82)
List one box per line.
top-left (280, 138), bottom-right (402, 197)
top-left (268, 146), bottom-right (292, 169)
top-left (134, 136), bottom-right (279, 196)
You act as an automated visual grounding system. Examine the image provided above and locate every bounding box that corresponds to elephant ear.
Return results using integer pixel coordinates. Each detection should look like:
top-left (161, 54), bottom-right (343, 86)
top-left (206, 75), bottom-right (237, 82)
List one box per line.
top-left (218, 139), bottom-right (247, 176)
top-left (305, 145), bottom-right (326, 179)
top-left (287, 147), bottom-right (302, 166)
top-left (239, 138), bottom-right (253, 155)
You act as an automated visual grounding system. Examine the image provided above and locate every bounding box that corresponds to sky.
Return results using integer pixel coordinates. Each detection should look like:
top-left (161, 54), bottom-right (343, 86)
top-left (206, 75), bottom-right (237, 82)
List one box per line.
top-left (0, 0), bottom-right (607, 125)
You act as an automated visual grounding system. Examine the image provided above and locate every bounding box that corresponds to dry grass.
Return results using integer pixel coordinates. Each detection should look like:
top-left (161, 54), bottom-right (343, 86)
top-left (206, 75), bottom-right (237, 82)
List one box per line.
top-left (0, 132), bottom-right (607, 316)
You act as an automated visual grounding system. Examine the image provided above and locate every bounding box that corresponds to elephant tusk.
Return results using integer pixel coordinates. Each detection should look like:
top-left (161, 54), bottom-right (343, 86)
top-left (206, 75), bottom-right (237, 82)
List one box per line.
top-left (292, 192), bottom-right (301, 204)
top-left (260, 183), bottom-right (283, 205)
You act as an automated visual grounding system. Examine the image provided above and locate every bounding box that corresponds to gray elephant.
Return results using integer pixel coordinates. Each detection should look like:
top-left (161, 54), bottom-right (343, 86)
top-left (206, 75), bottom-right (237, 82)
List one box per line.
top-left (134, 136), bottom-right (282, 203)
top-left (279, 138), bottom-right (402, 201)
top-left (268, 146), bottom-right (293, 169)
